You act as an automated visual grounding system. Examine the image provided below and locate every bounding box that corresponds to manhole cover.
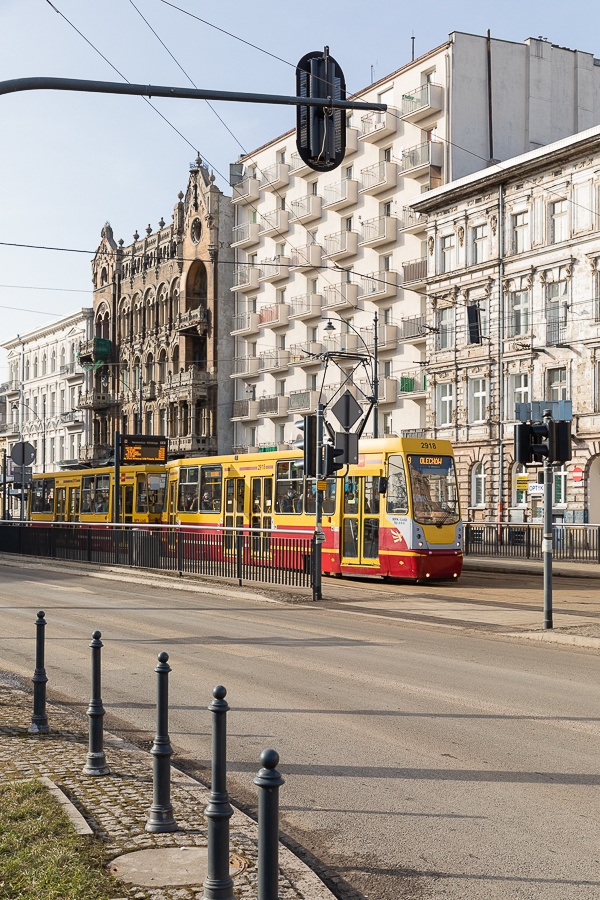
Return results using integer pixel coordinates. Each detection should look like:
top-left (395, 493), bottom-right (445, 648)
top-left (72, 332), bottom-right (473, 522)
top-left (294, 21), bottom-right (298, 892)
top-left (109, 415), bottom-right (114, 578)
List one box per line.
top-left (108, 847), bottom-right (246, 887)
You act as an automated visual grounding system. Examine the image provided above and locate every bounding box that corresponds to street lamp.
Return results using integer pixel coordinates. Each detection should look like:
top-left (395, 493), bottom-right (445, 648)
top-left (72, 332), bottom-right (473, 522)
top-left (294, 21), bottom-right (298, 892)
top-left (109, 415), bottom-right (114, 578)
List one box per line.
top-left (323, 311), bottom-right (380, 438)
top-left (12, 401), bottom-right (46, 473)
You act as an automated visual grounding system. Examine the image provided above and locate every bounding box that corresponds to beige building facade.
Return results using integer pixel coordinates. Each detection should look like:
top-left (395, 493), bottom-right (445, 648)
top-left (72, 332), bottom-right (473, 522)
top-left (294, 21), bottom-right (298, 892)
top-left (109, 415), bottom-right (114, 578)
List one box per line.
top-left (411, 124), bottom-right (600, 524)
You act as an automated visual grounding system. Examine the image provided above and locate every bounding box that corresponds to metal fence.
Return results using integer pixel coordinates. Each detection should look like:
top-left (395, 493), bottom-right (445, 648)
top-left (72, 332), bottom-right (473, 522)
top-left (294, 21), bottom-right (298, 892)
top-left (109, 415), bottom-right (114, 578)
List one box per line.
top-left (0, 522), bottom-right (313, 588)
top-left (464, 522), bottom-right (600, 564)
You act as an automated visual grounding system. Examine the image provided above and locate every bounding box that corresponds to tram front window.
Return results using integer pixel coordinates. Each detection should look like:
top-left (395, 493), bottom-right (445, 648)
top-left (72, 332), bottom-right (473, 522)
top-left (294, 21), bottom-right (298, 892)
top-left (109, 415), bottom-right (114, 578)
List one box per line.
top-left (407, 453), bottom-right (460, 525)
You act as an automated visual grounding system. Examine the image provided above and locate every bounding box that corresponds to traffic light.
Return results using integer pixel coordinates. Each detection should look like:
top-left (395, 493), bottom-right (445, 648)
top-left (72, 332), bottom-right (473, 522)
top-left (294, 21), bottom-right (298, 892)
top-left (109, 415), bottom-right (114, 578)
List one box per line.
top-left (296, 47), bottom-right (346, 173)
top-left (323, 444), bottom-right (344, 478)
top-left (295, 415), bottom-right (318, 477)
top-left (513, 420), bottom-right (572, 465)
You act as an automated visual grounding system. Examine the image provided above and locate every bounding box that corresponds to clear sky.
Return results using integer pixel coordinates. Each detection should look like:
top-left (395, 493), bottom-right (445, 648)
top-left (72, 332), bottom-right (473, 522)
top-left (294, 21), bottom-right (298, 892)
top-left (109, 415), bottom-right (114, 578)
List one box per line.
top-left (1, 0), bottom-right (599, 379)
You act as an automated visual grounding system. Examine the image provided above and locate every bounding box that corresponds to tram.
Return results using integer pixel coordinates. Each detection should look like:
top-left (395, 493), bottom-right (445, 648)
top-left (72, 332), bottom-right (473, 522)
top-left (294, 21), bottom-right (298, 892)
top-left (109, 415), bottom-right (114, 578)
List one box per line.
top-left (29, 464), bottom-right (167, 525)
top-left (164, 436), bottom-right (463, 581)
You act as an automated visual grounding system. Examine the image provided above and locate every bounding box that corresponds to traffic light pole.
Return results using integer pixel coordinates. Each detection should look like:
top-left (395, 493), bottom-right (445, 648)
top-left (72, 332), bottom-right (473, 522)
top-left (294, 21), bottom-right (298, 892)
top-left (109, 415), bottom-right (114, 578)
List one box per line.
top-left (313, 403), bottom-right (325, 602)
top-left (542, 457), bottom-right (553, 630)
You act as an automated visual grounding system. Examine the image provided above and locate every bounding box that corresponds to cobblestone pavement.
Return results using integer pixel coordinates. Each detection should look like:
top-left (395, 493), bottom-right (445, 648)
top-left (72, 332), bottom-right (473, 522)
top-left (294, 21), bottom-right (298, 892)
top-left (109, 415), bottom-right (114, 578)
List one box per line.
top-left (0, 675), bottom-right (334, 900)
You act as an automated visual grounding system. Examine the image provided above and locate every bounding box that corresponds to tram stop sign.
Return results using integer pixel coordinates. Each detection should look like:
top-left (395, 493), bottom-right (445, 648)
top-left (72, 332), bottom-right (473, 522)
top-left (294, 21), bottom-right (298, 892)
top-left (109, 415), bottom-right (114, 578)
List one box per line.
top-left (11, 441), bottom-right (36, 467)
top-left (331, 390), bottom-right (362, 431)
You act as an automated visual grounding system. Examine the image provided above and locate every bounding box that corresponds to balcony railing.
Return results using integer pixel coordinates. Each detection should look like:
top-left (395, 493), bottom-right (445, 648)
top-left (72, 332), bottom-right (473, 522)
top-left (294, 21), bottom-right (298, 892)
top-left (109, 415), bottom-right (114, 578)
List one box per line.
top-left (402, 257), bottom-right (427, 284)
top-left (323, 230), bottom-right (358, 260)
top-left (78, 337), bottom-right (112, 366)
top-left (232, 399), bottom-right (259, 419)
top-left (259, 256), bottom-right (290, 282)
top-left (323, 281), bottom-right (359, 311)
top-left (359, 215), bottom-right (396, 247)
top-left (360, 324), bottom-right (398, 351)
top-left (289, 293), bottom-right (323, 319)
top-left (290, 244), bottom-right (322, 270)
top-left (397, 371), bottom-right (427, 394)
top-left (259, 208), bottom-right (289, 236)
top-left (546, 320), bottom-right (567, 345)
top-left (400, 141), bottom-right (443, 174)
top-left (260, 162), bottom-right (290, 190)
top-left (258, 395), bottom-right (289, 417)
top-left (359, 109), bottom-right (397, 141)
top-left (399, 316), bottom-right (427, 340)
top-left (231, 176), bottom-right (260, 204)
top-left (231, 221), bottom-right (260, 247)
top-left (0, 380), bottom-right (19, 395)
top-left (323, 178), bottom-right (358, 210)
top-left (60, 410), bottom-right (83, 425)
top-left (399, 206), bottom-right (428, 232)
top-left (258, 350), bottom-right (290, 372)
top-left (175, 307), bottom-right (209, 333)
top-left (289, 389), bottom-right (320, 413)
top-left (259, 304), bottom-right (290, 328)
top-left (359, 160), bottom-right (397, 194)
top-left (60, 362), bottom-right (82, 377)
top-left (401, 83), bottom-right (443, 121)
top-left (359, 269), bottom-right (398, 300)
top-left (289, 341), bottom-right (323, 364)
top-left (290, 151), bottom-right (310, 174)
top-left (231, 312), bottom-right (260, 335)
top-left (289, 194), bottom-right (322, 223)
top-left (232, 265), bottom-right (260, 291)
top-left (78, 390), bottom-right (118, 409)
top-left (232, 356), bottom-right (259, 377)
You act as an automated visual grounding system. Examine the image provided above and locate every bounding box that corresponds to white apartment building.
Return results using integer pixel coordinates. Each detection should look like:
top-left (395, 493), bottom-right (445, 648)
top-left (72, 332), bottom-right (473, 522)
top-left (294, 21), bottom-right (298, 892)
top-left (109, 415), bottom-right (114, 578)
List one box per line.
top-left (410, 124), bottom-right (600, 525)
top-left (229, 32), bottom-right (600, 452)
top-left (1, 308), bottom-right (94, 473)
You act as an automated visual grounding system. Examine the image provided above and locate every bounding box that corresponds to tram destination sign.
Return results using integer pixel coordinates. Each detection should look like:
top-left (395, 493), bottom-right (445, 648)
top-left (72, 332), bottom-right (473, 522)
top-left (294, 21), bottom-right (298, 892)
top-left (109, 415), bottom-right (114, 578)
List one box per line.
top-left (120, 434), bottom-right (168, 464)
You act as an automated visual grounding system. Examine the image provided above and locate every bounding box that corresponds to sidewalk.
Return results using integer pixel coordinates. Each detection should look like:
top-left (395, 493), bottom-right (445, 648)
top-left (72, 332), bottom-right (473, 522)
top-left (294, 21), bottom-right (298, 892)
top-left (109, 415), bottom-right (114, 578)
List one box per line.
top-left (0, 672), bottom-right (335, 900)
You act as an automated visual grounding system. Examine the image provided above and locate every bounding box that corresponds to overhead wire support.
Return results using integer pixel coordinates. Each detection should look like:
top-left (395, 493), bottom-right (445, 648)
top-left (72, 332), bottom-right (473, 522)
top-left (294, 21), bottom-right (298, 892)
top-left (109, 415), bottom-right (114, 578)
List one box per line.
top-left (0, 76), bottom-right (386, 115)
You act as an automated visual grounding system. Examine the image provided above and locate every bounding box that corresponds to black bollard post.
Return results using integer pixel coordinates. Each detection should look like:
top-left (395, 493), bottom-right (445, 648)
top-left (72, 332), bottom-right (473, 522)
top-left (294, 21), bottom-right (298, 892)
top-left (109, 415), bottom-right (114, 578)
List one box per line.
top-left (202, 685), bottom-right (234, 900)
top-left (145, 651), bottom-right (178, 833)
top-left (253, 749), bottom-right (285, 900)
top-left (28, 610), bottom-right (49, 734)
top-left (83, 631), bottom-right (110, 776)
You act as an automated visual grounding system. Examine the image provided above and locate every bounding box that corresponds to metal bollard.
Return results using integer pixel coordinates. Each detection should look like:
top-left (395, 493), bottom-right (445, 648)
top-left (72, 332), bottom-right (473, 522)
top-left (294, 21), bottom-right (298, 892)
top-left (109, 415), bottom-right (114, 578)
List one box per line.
top-left (202, 685), bottom-right (234, 900)
top-left (254, 749), bottom-right (285, 900)
top-left (83, 631), bottom-right (110, 776)
top-left (145, 651), bottom-right (178, 833)
top-left (28, 610), bottom-right (49, 734)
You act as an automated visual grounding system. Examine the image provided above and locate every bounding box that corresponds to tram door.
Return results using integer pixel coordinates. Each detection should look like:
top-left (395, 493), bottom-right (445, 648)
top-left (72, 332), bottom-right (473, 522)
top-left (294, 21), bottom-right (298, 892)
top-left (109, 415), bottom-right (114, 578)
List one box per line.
top-left (67, 487), bottom-right (80, 522)
top-left (168, 480), bottom-right (178, 524)
top-left (56, 488), bottom-right (67, 521)
top-left (224, 477), bottom-right (245, 551)
top-left (121, 485), bottom-right (134, 524)
top-left (250, 477), bottom-right (273, 555)
top-left (340, 476), bottom-right (380, 566)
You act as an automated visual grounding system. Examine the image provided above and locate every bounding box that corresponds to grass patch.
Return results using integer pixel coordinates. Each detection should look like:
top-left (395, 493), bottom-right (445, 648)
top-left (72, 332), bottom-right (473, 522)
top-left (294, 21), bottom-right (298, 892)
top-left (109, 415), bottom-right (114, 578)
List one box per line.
top-left (0, 780), bottom-right (120, 899)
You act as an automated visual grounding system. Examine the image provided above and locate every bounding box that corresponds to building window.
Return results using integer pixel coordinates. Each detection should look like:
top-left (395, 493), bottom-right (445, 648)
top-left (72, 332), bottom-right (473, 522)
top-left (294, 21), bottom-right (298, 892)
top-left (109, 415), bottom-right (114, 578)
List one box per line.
top-left (511, 372), bottom-right (530, 408)
top-left (436, 306), bottom-right (455, 350)
top-left (468, 378), bottom-right (487, 423)
top-left (471, 462), bottom-right (486, 507)
top-left (546, 279), bottom-right (568, 345)
top-left (436, 382), bottom-right (454, 426)
top-left (441, 234), bottom-right (455, 273)
top-left (548, 367), bottom-right (567, 401)
top-left (509, 290), bottom-right (530, 337)
top-left (383, 412), bottom-right (393, 435)
top-left (549, 199), bottom-right (568, 244)
top-left (511, 211), bottom-right (529, 254)
top-left (471, 224), bottom-right (487, 264)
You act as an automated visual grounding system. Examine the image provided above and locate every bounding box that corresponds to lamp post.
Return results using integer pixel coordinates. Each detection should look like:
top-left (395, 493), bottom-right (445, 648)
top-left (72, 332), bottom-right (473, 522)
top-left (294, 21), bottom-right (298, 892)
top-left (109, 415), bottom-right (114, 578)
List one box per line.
top-left (323, 311), bottom-right (379, 437)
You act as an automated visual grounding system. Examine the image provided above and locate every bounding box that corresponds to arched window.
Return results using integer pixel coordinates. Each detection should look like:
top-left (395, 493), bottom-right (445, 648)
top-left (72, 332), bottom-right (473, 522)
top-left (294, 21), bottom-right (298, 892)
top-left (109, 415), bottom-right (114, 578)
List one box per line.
top-left (158, 349), bottom-right (167, 382)
top-left (145, 353), bottom-right (154, 383)
top-left (60, 348), bottom-right (66, 370)
top-left (50, 350), bottom-right (56, 373)
top-left (471, 462), bottom-right (486, 508)
top-left (33, 357), bottom-right (38, 378)
top-left (25, 359), bottom-right (30, 381)
top-left (41, 354), bottom-right (47, 376)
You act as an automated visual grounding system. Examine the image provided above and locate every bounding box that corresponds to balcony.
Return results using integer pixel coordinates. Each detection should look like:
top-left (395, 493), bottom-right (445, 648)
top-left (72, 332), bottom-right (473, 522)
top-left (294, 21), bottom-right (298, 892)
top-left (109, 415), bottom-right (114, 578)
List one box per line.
top-left (359, 109), bottom-right (397, 142)
top-left (258, 350), bottom-right (290, 373)
top-left (232, 399), bottom-right (259, 420)
top-left (289, 388), bottom-right (320, 413)
top-left (231, 312), bottom-right (260, 335)
top-left (231, 265), bottom-right (260, 292)
top-left (359, 377), bottom-right (398, 404)
top-left (323, 230), bottom-right (358, 261)
top-left (398, 315), bottom-right (427, 342)
top-left (359, 269), bottom-right (398, 301)
top-left (323, 281), bottom-right (359, 312)
top-left (60, 410), bottom-right (84, 427)
top-left (400, 141), bottom-right (443, 177)
top-left (60, 362), bottom-right (84, 380)
top-left (322, 332), bottom-right (359, 353)
top-left (397, 371), bottom-right (428, 396)
top-left (232, 176), bottom-right (260, 205)
top-left (260, 162), bottom-right (290, 191)
top-left (323, 177), bottom-right (358, 211)
top-left (402, 257), bottom-right (427, 286)
top-left (359, 215), bottom-right (397, 248)
top-left (0, 380), bottom-right (20, 396)
top-left (290, 243), bottom-right (323, 270)
top-left (78, 390), bottom-right (118, 410)
top-left (546, 320), bottom-right (567, 346)
top-left (289, 194), bottom-right (322, 224)
top-left (78, 337), bottom-right (112, 367)
top-left (175, 306), bottom-right (209, 334)
top-left (259, 255), bottom-right (291, 283)
top-left (289, 293), bottom-right (323, 320)
top-left (360, 324), bottom-right (399, 351)
top-left (231, 221), bottom-right (260, 248)
top-left (0, 420), bottom-right (19, 436)
top-left (259, 303), bottom-right (290, 329)
top-left (259, 208), bottom-right (289, 236)
top-left (160, 366), bottom-right (216, 397)
top-left (258, 394), bottom-right (289, 417)
top-left (168, 435), bottom-right (218, 455)
top-left (359, 161), bottom-right (397, 195)
top-left (290, 151), bottom-right (311, 175)
top-left (399, 206), bottom-right (429, 233)
top-left (231, 356), bottom-right (259, 378)
top-left (401, 428), bottom-right (428, 438)
top-left (401, 83), bottom-right (443, 122)
top-left (290, 341), bottom-right (323, 364)
top-left (345, 126), bottom-right (359, 155)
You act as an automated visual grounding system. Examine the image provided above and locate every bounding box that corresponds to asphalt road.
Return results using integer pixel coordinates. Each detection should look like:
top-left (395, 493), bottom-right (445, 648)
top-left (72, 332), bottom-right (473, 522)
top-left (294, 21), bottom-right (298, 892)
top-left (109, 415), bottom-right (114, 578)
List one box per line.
top-left (0, 561), bottom-right (599, 900)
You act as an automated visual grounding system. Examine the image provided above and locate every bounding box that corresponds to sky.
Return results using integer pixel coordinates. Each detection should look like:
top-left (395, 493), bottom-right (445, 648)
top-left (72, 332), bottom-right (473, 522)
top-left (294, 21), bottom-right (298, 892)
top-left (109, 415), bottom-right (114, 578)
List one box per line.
top-left (2, 0), bottom-right (600, 379)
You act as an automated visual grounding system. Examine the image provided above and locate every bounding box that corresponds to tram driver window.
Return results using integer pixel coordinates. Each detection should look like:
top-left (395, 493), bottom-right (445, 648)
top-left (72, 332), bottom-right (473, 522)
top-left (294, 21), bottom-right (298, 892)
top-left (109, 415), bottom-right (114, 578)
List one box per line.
top-left (275, 460), bottom-right (303, 513)
top-left (95, 474), bottom-right (110, 513)
top-left (200, 465), bottom-right (222, 512)
top-left (386, 455), bottom-right (408, 514)
top-left (178, 467), bottom-right (199, 512)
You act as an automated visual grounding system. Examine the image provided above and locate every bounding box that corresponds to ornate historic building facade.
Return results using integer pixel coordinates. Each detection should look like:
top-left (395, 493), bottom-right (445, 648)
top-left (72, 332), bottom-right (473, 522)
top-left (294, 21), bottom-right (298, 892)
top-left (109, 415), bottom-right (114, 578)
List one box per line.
top-left (84, 158), bottom-right (233, 463)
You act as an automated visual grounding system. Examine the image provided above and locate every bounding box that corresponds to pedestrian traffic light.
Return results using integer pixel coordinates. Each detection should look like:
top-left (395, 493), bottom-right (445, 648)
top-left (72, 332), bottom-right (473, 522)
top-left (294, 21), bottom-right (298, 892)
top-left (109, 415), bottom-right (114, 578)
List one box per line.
top-left (513, 419), bottom-right (572, 465)
top-left (323, 444), bottom-right (344, 478)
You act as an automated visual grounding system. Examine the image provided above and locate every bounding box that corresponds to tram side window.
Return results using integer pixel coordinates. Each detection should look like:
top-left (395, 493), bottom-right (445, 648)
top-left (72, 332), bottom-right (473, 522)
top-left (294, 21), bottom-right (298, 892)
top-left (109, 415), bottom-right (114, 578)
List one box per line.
top-left (136, 474), bottom-right (148, 512)
top-left (31, 478), bottom-right (55, 514)
top-left (178, 467), bottom-right (199, 512)
top-left (81, 475), bottom-right (95, 513)
top-left (95, 474), bottom-right (110, 513)
top-left (200, 465), bottom-right (222, 512)
top-left (386, 455), bottom-right (408, 515)
top-left (148, 474), bottom-right (166, 513)
top-left (304, 478), bottom-right (336, 515)
top-left (275, 460), bottom-right (303, 513)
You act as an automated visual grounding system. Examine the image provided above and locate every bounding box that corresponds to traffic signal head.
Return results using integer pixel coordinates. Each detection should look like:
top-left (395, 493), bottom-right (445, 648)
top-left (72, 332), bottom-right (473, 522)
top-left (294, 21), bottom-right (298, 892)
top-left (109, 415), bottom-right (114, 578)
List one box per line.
top-left (513, 419), bottom-right (572, 465)
top-left (323, 444), bottom-right (344, 478)
top-left (295, 415), bottom-right (317, 477)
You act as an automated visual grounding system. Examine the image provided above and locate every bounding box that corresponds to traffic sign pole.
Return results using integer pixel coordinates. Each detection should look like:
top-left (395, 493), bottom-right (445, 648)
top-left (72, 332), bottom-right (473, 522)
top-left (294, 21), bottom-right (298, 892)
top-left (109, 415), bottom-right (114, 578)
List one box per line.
top-left (312, 403), bottom-right (324, 602)
top-left (543, 410), bottom-right (554, 630)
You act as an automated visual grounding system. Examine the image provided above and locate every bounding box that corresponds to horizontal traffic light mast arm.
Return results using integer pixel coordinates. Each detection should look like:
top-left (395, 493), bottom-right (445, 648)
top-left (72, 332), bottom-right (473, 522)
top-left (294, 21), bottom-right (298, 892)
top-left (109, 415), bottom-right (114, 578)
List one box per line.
top-left (0, 77), bottom-right (386, 112)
